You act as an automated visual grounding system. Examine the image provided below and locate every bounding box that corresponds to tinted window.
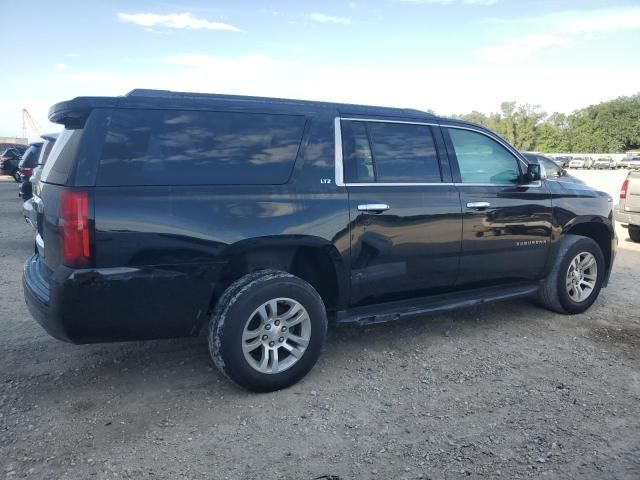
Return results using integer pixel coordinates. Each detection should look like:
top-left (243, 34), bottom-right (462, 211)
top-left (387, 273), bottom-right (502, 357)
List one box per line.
top-left (341, 121), bottom-right (375, 182)
top-left (41, 129), bottom-right (82, 185)
top-left (96, 109), bottom-right (306, 186)
top-left (19, 144), bottom-right (42, 168)
top-left (448, 128), bottom-right (520, 184)
top-left (342, 120), bottom-right (441, 183)
top-left (38, 138), bottom-right (57, 165)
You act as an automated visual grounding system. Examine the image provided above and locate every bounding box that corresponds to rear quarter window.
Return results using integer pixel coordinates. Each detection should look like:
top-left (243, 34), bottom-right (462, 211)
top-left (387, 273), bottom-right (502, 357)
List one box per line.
top-left (96, 109), bottom-right (307, 186)
top-left (40, 129), bottom-right (83, 185)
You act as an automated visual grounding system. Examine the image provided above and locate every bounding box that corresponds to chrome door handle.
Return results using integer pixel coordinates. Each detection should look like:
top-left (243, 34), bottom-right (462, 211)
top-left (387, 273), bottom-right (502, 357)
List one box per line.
top-left (357, 203), bottom-right (390, 213)
top-left (466, 202), bottom-right (491, 209)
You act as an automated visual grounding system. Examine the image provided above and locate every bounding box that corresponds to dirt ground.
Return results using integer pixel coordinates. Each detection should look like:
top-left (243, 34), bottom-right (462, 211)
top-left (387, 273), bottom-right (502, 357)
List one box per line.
top-left (1, 176), bottom-right (639, 480)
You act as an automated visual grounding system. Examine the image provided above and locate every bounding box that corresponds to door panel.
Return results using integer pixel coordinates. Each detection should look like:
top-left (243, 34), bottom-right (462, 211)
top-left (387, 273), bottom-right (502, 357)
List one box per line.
top-left (348, 186), bottom-right (462, 305)
top-left (457, 185), bottom-right (553, 285)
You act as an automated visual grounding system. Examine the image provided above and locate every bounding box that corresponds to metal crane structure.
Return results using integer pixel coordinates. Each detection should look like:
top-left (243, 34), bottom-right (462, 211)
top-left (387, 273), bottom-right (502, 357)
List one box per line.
top-left (22, 109), bottom-right (41, 139)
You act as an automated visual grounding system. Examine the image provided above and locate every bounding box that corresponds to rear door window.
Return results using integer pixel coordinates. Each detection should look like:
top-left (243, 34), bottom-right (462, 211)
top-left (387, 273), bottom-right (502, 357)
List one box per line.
top-left (96, 109), bottom-right (307, 186)
top-left (341, 120), bottom-right (442, 183)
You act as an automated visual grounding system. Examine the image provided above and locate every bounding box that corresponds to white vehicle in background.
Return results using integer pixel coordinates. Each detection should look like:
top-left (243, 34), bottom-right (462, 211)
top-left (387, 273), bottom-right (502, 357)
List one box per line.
top-left (594, 157), bottom-right (615, 169)
top-left (628, 157), bottom-right (640, 171)
top-left (568, 157), bottom-right (587, 169)
top-left (615, 171), bottom-right (640, 242)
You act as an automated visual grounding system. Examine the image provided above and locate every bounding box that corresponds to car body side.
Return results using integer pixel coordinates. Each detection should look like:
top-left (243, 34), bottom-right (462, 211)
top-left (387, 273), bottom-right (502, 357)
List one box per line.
top-left (24, 95), bottom-right (616, 344)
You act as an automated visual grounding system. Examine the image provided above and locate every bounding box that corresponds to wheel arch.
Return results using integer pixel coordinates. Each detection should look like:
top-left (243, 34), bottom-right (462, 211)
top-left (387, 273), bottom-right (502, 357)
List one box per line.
top-left (210, 235), bottom-right (348, 318)
top-left (563, 217), bottom-right (615, 283)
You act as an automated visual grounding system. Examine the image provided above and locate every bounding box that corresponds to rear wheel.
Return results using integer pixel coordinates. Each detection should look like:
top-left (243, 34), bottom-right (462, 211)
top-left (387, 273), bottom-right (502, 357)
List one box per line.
top-left (538, 235), bottom-right (605, 314)
top-left (629, 226), bottom-right (640, 243)
top-left (12, 169), bottom-right (21, 182)
top-left (208, 270), bottom-right (327, 392)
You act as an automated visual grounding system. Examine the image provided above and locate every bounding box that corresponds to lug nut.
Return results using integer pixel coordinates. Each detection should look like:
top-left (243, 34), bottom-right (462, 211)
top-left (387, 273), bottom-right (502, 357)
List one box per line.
top-left (265, 324), bottom-right (271, 330)
top-left (269, 341), bottom-right (275, 347)
top-left (279, 337), bottom-right (284, 343)
top-left (262, 335), bottom-right (268, 340)
top-left (274, 320), bottom-right (280, 326)
top-left (281, 326), bottom-right (287, 332)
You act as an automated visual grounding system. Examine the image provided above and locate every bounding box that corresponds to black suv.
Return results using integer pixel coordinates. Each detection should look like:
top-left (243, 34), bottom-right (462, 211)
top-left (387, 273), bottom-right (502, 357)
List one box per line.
top-left (1, 146), bottom-right (27, 181)
top-left (23, 90), bottom-right (616, 392)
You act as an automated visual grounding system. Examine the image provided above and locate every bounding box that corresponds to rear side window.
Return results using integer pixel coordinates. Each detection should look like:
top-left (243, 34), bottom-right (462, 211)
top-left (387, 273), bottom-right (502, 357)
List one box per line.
top-left (38, 139), bottom-right (57, 165)
top-left (96, 109), bottom-right (306, 186)
top-left (19, 145), bottom-right (41, 168)
top-left (40, 129), bottom-right (82, 185)
top-left (341, 120), bottom-right (441, 183)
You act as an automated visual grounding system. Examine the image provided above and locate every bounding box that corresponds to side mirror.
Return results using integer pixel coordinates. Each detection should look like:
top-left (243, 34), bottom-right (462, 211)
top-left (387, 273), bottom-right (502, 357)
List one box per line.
top-left (522, 163), bottom-right (543, 183)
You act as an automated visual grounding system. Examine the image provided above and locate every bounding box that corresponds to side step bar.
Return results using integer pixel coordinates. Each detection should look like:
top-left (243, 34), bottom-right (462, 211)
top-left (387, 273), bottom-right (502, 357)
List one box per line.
top-left (336, 282), bottom-right (540, 326)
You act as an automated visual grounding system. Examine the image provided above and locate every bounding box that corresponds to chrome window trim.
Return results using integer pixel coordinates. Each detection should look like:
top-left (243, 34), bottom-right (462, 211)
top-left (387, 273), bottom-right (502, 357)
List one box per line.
top-left (334, 117), bottom-right (540, 188)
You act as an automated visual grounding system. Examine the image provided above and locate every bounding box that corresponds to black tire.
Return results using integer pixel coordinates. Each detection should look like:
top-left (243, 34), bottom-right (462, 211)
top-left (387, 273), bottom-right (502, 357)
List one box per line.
top-left (12, 169), bottom-right (21, 182)
top-left (629, 226), bottom-right (640, 243)
top-left (208, 270), bottom-right (327, 392)
top-left (538, 235), bottom-right (605, 314)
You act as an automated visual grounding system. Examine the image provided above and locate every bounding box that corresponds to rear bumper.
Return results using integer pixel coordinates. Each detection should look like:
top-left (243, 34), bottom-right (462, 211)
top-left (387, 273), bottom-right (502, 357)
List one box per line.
top-left (614, 206), bottom-right (640, 227)
top-left (23, 254), bottom-right (223, 343)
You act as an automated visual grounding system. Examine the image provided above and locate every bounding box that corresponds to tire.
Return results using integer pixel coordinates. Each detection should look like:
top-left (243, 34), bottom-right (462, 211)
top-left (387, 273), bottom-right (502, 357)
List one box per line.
top-left (538, 234), bottom-right (605, 314)
top-left (629, 226), bottom-right (640, 243)
top-left (208, 270), bottom-right (327, 392)
top-left (12, 169), bottom-right (21, 182)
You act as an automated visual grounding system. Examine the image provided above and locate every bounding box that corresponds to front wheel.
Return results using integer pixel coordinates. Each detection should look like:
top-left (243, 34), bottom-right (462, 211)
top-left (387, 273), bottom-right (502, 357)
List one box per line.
top-left (629, 226), bottom-right (640, 243)
top-left (538, 235), bottom-right (605, 314)
top-left (208, 270), bottom-right (327, 392)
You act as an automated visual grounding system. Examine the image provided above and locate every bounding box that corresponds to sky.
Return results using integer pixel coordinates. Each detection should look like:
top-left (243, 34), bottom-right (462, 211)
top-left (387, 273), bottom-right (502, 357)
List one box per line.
top-left (1, 0), bottom-right (640, 141)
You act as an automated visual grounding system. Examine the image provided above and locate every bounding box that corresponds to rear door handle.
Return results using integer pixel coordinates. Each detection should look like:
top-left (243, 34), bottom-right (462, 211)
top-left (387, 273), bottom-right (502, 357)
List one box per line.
top-left (466, 202), bottom-right (491, 209)
top-left (357, 203), bottom-right (390, 213)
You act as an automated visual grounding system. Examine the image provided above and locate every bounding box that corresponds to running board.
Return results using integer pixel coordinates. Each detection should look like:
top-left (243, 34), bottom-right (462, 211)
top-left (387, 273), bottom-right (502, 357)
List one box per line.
top-left (336, 282), bottom-right (540, 326)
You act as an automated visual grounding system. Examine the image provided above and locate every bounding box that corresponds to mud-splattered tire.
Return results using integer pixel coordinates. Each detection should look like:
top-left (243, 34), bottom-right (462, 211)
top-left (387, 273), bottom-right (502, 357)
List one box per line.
top-left (208, 270), bottom-right (327, 392)
top-left (538, 235), bottom-right (605, 314)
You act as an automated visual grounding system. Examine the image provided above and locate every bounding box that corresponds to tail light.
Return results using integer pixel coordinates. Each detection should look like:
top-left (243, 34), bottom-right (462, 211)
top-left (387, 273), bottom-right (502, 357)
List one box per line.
top-left (620, 179), bottom-right (629, 199)
top-left (60, 190), bottom-right (91, 268)
top-left (21, 167), bottom-right (33, 176)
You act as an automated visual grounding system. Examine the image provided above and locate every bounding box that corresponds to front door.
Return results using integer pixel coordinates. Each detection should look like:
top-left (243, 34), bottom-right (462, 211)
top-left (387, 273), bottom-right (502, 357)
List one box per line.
top-left (443, 125), bottom-right (553, 286)
top-left (338, 118), bottom-right (462, 306)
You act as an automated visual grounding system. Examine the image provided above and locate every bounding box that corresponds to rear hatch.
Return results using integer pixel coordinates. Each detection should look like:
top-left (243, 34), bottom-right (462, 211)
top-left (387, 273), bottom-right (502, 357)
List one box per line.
top-left (624, 172), bottom-right (640, 212)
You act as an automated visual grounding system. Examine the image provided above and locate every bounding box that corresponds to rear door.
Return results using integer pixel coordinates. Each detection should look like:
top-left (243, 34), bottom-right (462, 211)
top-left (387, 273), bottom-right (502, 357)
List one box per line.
top-left (337, 117), bottom-right (462, 305)
top-left (443, 125), bottom-right (553, 286)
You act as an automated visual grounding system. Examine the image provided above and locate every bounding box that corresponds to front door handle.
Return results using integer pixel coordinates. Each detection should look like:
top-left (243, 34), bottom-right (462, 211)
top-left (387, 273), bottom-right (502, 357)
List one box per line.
top-left (466, 202), bottom-right (491, 210)
top-left (357, 203), bottom-right (390, 213)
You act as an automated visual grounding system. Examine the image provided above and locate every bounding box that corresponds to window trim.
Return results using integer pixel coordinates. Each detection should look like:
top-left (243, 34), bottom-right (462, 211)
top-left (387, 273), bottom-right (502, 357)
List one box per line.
top-left (335, 117), bottom-right (539, 188)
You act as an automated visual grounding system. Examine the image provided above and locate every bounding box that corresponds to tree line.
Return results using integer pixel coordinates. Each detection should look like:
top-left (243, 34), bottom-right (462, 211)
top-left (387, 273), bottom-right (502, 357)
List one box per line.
top-left (455, 94), bottom-right (640, 154)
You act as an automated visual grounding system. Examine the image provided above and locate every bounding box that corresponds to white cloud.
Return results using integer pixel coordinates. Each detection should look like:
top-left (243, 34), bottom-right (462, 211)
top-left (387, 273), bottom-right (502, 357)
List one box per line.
top-left (54, 63), bottom-right (67, 71)
top-left (117, 12), bottom-right (241, 32)
top-left (309, 13), bottom-right (352, 25)
top-left (481, 7), bottom-right (640, 61)
top-left (463, 0), bottom-right (497, 5)
top-left (65, 53), bottom-right (79, 58)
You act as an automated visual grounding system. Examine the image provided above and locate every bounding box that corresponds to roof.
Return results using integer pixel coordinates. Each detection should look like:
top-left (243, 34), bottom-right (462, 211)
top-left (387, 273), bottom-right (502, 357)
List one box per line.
top-left (48, 88), bottom-right (435, 126)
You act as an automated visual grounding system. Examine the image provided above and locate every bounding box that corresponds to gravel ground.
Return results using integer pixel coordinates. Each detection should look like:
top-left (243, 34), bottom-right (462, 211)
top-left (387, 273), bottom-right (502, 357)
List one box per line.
top-left (1, 176), bottom-right (639, 480)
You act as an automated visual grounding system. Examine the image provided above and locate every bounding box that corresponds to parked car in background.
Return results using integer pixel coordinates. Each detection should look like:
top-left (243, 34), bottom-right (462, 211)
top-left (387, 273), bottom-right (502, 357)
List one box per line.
top-left (522, 153), bottom-right (584, 184)
top-left (628, 157), bottom-right (640, 170)
top-left (554, 156), bottom-right (572, 168)
top-left (618, 157), bottom-right (631, 169)
top-left (16, 142), bottom-right (43, 197)
top-left (615, 171), bottom-right (640, 242)
top-left (20, 134), bottom-right (57, 202)
top-left (583, 157), bottom-right (596, 169)
top-left (23, 89), bottom-right (617, 392)
top-left (0, 146), bottom-right (27, 181)
top-left (594, 157), bottom-right (615, 169)
top-left (568, 157), bottom-right (587, 169)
